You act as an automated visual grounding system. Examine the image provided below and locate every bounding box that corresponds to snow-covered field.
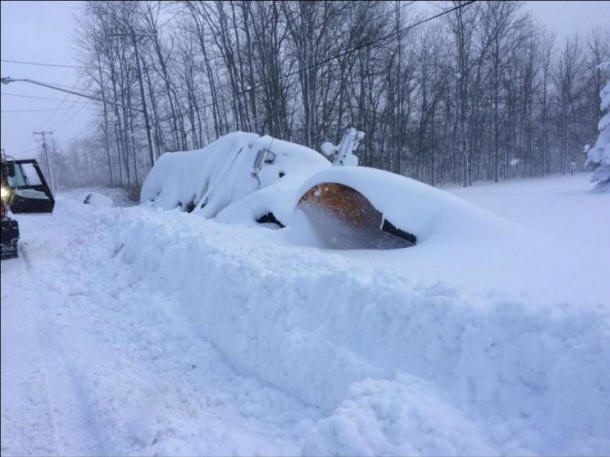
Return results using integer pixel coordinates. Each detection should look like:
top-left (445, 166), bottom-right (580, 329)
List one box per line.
top-left (1, 174), bottom-right (609, 456)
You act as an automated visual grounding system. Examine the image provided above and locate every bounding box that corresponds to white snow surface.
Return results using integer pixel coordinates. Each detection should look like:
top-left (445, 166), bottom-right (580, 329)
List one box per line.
top-left (2, 174), bottom-right (610, 456)
top-left (82, 191), bottom-right (114, 207)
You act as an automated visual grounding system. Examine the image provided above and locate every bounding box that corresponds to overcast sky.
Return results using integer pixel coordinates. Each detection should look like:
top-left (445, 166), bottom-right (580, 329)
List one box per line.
top-left (1, 1), bottom-right (609, 159)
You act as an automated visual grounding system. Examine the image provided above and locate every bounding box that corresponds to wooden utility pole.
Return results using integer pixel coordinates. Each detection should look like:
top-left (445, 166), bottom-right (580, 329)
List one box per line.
top-left (33, 130), bottom-right (55, 191)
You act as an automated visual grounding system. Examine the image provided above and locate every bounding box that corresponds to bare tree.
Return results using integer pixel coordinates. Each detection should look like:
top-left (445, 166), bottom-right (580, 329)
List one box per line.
top-left (69, 0), bottom-right (604, 193)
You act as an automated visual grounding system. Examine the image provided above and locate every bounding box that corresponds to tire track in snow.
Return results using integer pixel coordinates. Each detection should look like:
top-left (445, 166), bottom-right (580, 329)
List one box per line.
top-left (19, 243), bottom-right (108, 456)
top-left (1, 254), bottom-right (58, 456)
top-left (7, 196), bottom-right (322, 455)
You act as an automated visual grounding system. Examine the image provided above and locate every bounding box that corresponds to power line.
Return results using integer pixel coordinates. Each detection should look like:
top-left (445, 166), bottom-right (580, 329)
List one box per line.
top-left (39, 74), bottom-right (86, 129)
top-left (344, 1), bottom-right (474, 58)
top-left (276, 1), bottom-right (476, 90)
top-left (0, 77), bottom-right (89, 155)
top-left (158, 1), bottom-right (476, 123)
top-left (0, 76), bottom-right (144, 114)
top-left (3, 1), bottom-right (475, 150)
top-left (1, 92), bottom-right (94, 103)
top-left (16, 146), bottom-right (41, 156)
top-left (2, 76), bottom-right (96, 91)
top-left (1, 58), bottom-right (94, 69)
top-left (5, 3), bottom-right (76, 7)
top-left (51, 101), bottom-right (96, 132)
top-left (36, 79), bottom-right (92, 90)
top-left (48, 97), bottom-right (97, 133)
top-left (1, 107), bottom-right (88, 112)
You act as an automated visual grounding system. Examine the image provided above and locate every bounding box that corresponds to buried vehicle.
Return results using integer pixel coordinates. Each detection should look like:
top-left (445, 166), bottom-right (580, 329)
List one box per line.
top-left (141, 128), bottom-right (495, 250)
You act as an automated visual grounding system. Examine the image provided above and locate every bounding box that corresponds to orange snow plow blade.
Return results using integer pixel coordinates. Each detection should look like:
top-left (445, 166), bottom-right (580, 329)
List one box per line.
top-left (297, 182), bottom-right (416, 249)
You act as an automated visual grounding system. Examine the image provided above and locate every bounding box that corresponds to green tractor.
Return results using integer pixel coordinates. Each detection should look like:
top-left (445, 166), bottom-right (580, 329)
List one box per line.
top-left (1, 151), bottom-right (55, 260)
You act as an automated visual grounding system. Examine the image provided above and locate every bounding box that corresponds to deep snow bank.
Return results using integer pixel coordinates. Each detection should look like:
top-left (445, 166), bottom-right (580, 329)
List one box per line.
top-left (289, 166), bottom-right (512, 246)
top-left (304, 375), bottom-right (497, 456)
top-left (115, 206), bottom-right (610, 455)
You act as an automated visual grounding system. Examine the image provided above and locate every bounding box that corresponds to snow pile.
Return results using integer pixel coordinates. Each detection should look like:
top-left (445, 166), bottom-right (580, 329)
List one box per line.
top-left (586, 61), bottom-right (610, 191)
top-left (115, 205), bottom-right (610, 455)
top-left (3, 175), bottom-right (608, 456)
top-left (62, 187), bottom-right (133, 207)
top-left (287, 166), bottom-right (512, 247)
top-left (2, 195), bottom-right (317, 456)
top-left (304, 375), bottom-right (496, 456)
top-left (83, 192), bottom-right (113, 207)
top-left (137, 136), bottom-right (609, 454)
top-left (140, 132), bottom-right (329, 225)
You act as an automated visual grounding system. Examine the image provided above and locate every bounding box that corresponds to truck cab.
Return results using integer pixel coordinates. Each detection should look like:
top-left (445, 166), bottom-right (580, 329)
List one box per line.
top-left (1, 155), bottom-right (55, 259)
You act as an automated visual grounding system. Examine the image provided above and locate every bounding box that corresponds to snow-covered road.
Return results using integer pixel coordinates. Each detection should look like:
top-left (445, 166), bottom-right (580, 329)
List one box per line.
top-left (2, 175), bottom-right (609, 456)
top-left (1, 198), bottom-right (320, 455)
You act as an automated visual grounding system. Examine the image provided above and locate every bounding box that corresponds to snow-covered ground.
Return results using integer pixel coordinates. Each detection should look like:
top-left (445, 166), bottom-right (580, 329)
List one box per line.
top-left (2, 174), bottom-right (609, 456)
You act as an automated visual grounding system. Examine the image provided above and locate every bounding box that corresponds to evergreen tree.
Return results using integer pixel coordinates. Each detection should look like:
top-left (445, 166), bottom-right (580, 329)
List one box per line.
top-left (586, 61), bottom-right (610, 192)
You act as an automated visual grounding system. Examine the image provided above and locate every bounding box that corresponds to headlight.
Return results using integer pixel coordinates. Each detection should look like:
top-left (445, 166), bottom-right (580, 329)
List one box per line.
top-left (1, 186), bottom-right (10, 200)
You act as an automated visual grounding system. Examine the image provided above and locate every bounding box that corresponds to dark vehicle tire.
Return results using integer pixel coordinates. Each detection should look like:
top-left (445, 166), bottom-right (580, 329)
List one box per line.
top-left (1, 217), bottom-right (20, 260)
top-left (1, 238), bottom-right (18, 260)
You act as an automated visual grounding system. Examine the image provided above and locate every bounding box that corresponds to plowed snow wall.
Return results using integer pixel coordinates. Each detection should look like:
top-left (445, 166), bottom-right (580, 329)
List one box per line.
top-left (116, 208), bottom-right (610, 454)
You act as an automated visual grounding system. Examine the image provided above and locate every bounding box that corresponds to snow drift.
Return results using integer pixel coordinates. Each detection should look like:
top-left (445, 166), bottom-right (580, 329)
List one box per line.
top-left (5, 174), bottom-right (607, 456)
top-left (287, 166), bottom-right (511, 249)
top-left (115, 206), bottom-right (610, 456)
top-left (134, 133), bottom-right (610, 454)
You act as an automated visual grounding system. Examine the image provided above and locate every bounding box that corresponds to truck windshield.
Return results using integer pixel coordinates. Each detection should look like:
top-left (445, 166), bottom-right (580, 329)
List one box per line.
top-left (7, 163), bottom-right (43, 187)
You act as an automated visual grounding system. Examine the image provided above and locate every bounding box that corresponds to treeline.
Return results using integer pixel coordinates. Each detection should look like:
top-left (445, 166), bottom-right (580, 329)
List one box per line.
top-left (60, 0), bottom-right (609, 192)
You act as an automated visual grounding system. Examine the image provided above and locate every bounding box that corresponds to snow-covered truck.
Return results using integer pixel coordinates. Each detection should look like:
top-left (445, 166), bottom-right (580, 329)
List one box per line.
top-left (141, 128), bottom-right (497, 250)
